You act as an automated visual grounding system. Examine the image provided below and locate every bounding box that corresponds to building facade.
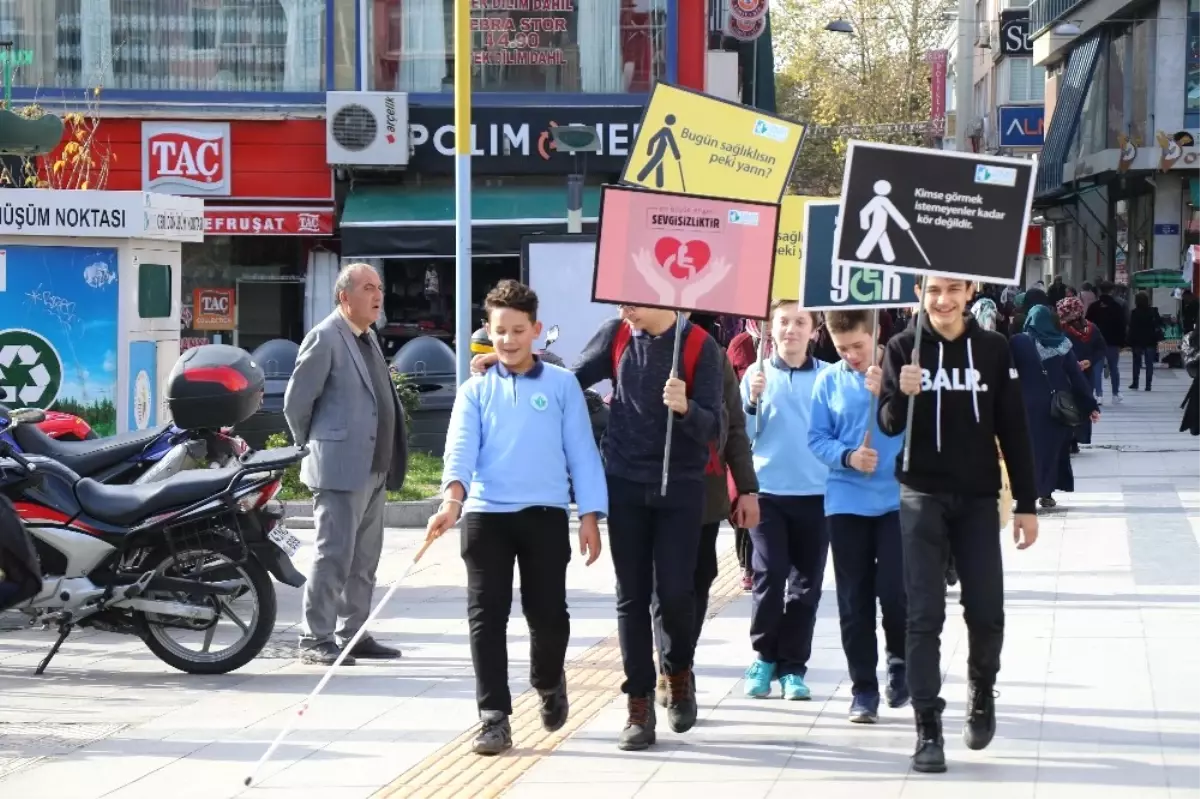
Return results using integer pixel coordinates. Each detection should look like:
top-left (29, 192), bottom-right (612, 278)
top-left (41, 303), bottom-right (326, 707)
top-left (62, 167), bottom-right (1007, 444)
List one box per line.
top-left (8, 0), bottom-right (748, 351)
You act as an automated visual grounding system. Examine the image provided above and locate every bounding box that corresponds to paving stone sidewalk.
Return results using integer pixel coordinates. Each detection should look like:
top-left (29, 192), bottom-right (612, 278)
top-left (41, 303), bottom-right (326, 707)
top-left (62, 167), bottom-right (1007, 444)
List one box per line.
top-left (0, 356), bottom-right (1196, 799)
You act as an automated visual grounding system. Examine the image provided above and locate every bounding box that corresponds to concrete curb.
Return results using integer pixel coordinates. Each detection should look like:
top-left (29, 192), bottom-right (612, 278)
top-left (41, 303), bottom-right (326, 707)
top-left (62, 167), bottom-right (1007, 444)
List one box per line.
top-left (282, 498), bottom-right (440, 529)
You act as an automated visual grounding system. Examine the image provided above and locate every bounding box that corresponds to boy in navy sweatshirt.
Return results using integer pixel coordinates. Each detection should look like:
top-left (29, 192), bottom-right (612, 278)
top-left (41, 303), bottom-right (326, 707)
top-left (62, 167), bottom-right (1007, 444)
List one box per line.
top-left (808, 309), bottom-right (907, 724)
top-left (573, 306), bottom-right (723, 750)
top-left (427, 280), bottom-right (606, 757)
top-left (740, 300), bottom-right (830, 701)
top-left (871, 276), bottom-right (1038, 774)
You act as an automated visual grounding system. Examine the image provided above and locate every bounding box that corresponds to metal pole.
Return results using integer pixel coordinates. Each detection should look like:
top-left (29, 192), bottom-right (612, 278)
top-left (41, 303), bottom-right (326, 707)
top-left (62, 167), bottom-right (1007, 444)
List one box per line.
top-left (660, 315), bottom-right (686, 495)
top-left (453, 0), bottom-right (473, 386)
top-left (864, 308), bottom-right (880, 448)
top-left (566, 174), bottom-right (583, 235)
top-left (753, 322), bottom-right (766, 436)
top-left (953, 0), bottom-right (975, 153)
top-left (901, 277), bottom-right (926, 472)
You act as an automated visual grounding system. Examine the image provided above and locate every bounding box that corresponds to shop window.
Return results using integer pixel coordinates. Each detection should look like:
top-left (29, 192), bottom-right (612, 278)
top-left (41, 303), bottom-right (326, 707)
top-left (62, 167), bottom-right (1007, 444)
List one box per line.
top-left (1072, 43), bottom-right (1107, 159)
top-left (5, 0), bottom-right (324, 93)
top-left (369, 0), bottom-right (666, 93)
top-left (138, 263), bottom-right (172, 319)
top-left (1006, 57), bottom-right (1046, 103)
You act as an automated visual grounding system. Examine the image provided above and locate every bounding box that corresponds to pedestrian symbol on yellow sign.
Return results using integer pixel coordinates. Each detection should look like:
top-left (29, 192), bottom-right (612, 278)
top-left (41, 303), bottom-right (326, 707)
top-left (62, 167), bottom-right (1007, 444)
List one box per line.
top-left (621, 82), bottom-right (807, 204)
top-left (635, 113), bottom-right (686, 192)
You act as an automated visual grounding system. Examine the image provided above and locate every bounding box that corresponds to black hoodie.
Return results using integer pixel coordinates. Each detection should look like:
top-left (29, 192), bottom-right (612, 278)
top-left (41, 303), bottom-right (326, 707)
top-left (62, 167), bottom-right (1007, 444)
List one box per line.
top-left (878, 314), bottom-right (1038, 515)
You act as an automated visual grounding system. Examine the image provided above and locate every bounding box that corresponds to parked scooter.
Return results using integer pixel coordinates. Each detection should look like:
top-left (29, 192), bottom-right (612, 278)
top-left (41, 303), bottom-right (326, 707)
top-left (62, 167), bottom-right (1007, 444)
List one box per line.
top-left (0, 406), bottom-right (306, 675)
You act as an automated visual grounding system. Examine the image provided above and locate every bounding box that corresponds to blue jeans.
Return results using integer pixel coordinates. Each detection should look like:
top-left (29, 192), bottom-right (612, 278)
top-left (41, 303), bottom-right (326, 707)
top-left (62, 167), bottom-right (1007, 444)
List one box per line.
top-left (1131, 346), bottom-right (1154, 388)
top-left (1093, 345), bottom-right (1121, 397)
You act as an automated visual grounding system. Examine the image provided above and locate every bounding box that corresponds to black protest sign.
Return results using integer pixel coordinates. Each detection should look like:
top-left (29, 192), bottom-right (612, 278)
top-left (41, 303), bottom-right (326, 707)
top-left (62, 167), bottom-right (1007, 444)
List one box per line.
top-left (832, 141), bottom-right (1036, 285)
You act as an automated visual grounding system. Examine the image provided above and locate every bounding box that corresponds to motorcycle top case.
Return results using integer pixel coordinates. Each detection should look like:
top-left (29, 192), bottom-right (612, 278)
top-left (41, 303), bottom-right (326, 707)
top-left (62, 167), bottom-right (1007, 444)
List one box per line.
top-left (165, 344), bottom-right (265, 430)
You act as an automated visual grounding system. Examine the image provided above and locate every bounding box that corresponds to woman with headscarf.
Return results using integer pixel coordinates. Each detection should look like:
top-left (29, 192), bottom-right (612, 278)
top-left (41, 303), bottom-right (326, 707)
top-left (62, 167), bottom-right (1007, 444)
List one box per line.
top-left (1057, 296), bottom-right (1106, 451)
top-left (1011, 287), bottom-right (1051, 337)
top-left (1010, 305), bottom-right (1100, 508)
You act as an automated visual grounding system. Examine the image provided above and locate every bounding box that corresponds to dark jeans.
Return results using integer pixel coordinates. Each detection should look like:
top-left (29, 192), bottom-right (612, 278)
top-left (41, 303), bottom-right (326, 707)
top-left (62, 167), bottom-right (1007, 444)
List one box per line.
top-left (607, 475), bottom-right (705, 696)
top-left (1131, 346), bottom-right (1154, 388)
top-left (653, 521), bottom-right (721, 669)
top-left (735, 527), bottom-right (753, 570)
top-left (1094, 344), bottom-right (1121, 397)
top-left (899, 487), bottom-right (1005, 713)
top-left (749, 494), bottom-right (829, 677)
top-left (828, 512), bottom-right (907, 696)
top-left (462, 507), bottom-right (571, 715)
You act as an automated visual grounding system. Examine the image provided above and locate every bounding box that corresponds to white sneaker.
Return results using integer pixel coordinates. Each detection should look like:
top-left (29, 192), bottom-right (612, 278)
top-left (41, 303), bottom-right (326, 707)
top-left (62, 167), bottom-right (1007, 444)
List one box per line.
top-left (1095, 393), bottom-right (1103, 407)
top-left (1113, 394), bottom-right (1124, 404)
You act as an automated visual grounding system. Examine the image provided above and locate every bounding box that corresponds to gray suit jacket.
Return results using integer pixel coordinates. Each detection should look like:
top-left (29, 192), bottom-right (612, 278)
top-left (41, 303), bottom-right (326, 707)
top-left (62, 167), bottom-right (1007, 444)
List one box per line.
top-left (284, 310), bottom-right (409, 493)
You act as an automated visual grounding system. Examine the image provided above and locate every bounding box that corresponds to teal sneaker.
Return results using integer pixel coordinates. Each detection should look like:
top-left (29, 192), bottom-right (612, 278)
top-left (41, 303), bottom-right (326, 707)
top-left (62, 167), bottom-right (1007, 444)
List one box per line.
top-left (780, 673), bottom-right (811, 701)
top-left (743, 659), bottom-right (776, 698)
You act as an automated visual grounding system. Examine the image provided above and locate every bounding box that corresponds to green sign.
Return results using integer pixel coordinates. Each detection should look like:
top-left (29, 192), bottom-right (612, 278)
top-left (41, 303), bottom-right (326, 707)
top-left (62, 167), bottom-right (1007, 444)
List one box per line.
top-left (0, 50), bottom-right (33, 66)
top-left (0, 328), bottom-right (64, 410)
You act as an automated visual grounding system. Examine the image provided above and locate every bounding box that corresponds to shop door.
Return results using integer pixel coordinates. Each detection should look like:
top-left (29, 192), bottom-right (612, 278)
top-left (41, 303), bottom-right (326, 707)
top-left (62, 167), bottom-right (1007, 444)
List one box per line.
top-left (234, 278), bottom-right (306, 351)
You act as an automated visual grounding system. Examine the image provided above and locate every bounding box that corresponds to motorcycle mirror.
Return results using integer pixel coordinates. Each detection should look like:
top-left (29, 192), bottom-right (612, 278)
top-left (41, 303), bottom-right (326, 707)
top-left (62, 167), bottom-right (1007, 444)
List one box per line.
top-left (11, 407), bottom-right (46, 425)
top-left (545, 325), bottom-right (560, 346)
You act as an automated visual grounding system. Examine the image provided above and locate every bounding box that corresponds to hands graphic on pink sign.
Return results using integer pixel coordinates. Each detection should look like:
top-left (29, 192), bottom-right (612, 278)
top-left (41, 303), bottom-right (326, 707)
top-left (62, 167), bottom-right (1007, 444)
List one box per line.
top-left (631, 238), bottom-right (733, 308)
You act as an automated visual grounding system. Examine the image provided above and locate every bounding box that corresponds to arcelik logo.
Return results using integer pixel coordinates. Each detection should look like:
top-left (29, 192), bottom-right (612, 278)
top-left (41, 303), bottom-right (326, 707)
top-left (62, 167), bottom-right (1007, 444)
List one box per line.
top-left (537, 121), bottom-right (559, 160)
top-left (384, 96), bottom-right (399, 144)
top-left (1117, 134), bottom-right (1137, 173)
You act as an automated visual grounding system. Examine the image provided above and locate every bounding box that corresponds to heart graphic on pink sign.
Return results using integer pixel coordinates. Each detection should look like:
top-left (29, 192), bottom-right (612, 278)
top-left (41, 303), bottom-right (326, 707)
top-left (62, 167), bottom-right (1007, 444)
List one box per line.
top-left (654, 237), bottom-right (712, 280)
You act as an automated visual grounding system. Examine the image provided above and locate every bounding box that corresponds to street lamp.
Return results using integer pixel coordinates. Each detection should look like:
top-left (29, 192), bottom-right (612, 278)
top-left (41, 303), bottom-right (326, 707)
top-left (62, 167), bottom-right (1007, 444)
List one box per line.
top-left (1053, 21), bottom-right (1082, 35)
top-left (549, 124), bottom-right (600, 234)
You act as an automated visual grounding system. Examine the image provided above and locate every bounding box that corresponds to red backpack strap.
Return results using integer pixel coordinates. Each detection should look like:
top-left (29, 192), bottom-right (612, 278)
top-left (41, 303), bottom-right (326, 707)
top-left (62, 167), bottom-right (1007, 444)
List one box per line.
top-left (610, 321), bottom-right (633, 382)
top-left (681, 323), bottom-right (708, 398)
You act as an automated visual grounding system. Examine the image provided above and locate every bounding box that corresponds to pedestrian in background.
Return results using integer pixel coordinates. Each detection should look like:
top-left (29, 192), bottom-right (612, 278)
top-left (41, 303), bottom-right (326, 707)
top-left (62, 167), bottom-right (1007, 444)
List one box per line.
top-left (1058, 296), bottom-right (1106, 450)
top-left (727, 321), bottom-right (765, 589)
top-left (285, 262), bottom-right (408, 666)
top-left (428, 280), bottom-right (606, 756)
top-left (1127, 291), bottom-right (1162, 392)
top-left (1085, 281), bottom-right (1127, 405)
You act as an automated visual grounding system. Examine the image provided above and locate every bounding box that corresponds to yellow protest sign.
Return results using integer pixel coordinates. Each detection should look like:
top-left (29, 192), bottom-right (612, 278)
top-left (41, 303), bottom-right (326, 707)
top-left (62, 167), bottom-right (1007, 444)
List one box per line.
top-left (621, 83), bottom-right (807, 204)
top-left (772, 196), bottom-right (832, 302)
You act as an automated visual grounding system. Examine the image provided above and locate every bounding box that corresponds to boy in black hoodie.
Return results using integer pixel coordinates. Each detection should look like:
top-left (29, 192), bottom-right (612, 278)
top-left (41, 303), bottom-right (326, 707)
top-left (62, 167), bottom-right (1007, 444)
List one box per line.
top-left (869, 276), bottom-right (1039, 774)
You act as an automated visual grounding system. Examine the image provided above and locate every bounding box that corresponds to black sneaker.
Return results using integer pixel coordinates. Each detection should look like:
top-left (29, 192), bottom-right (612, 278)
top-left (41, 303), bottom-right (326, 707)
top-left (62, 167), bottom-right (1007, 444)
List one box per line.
top-left (912, 708), bottom-right (946, 773)
top-left (886, 658), bottom-right (911, 708)
top-left (666, 669), bottom-right (698, 733)
top-left (618, 694), bottom-right (656, 751)
top-left (472, 710), bottom-right (513, 756)
top-left (299, 641), bottom-right (355, 666)
top-left (963, 682), bottom-right (997, 750)
top-left (538, 676), bottom-right (569, 732)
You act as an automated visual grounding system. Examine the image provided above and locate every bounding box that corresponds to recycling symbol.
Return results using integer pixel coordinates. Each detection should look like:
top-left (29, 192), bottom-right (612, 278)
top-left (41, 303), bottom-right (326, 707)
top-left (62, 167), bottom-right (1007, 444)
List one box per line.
top-left (0, 329), bottom-right (64, 410)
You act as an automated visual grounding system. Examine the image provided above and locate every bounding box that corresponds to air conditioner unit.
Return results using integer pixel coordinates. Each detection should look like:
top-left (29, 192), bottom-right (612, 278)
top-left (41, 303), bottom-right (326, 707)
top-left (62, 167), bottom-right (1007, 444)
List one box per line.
top-left (975, 21), bottom-right (992, 48)
top-left (326, 91), bottom-right (410, 167)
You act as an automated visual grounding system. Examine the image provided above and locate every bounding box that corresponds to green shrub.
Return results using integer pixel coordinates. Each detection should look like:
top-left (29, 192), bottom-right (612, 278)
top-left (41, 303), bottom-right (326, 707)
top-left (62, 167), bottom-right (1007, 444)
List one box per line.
top-left (389, 368), bottom-right (421, 424)
top-left (264, 431), bottom-right (306, 499)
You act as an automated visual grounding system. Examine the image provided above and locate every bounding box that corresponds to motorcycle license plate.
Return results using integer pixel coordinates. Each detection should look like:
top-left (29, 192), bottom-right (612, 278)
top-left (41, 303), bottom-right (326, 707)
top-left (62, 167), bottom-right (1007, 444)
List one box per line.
top-left (268, 525), bottom-right (302, 557)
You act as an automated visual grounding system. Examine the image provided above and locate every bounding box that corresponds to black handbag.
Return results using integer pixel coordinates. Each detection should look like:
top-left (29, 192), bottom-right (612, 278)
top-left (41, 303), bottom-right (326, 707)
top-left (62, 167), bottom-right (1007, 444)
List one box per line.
top-left (1039, 359), bottom-right (1083, 427)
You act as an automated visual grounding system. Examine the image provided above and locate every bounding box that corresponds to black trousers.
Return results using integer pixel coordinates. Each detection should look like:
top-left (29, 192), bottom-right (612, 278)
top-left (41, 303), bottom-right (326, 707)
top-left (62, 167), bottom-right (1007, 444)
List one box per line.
top-left (607, 475), bottom-right (705, 696)
top-left (749, 494), bottom-right (828, 677)
top-left (898, 487), bottom-right (1005, 713)
top-left (736, 527), bottom-right (753, 570)
top-left (462, 507), bottom-right (571, 715)
top-left (653, 521), bottom-right (721, 669)
top-left (828, 512), bottom-right (907, 696)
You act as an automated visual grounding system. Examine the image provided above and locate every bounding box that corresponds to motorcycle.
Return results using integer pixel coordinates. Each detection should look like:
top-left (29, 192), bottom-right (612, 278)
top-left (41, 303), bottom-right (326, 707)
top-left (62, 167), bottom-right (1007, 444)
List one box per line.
top-left (0, 405), bottom-right (306, 676)
top-left (35, 411), bottom-right (96, 441)
top-left (539, 325), bottom-right (609, 447)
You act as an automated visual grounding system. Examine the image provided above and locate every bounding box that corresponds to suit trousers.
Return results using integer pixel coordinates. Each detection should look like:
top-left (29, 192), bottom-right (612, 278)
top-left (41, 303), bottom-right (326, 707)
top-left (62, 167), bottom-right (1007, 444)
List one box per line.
top-left (300, 471), bottom-right (388, 646)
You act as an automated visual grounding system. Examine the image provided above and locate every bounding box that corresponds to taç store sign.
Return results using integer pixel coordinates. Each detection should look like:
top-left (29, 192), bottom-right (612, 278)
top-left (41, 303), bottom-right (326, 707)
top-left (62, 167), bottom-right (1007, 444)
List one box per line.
top-left (142, 122), bottom-right (232, 197)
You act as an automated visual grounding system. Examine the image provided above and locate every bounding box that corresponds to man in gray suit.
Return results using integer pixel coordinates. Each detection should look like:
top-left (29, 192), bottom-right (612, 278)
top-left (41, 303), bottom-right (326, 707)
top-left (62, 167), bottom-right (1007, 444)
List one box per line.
top-left (285, 262), bottom-right (409, 665)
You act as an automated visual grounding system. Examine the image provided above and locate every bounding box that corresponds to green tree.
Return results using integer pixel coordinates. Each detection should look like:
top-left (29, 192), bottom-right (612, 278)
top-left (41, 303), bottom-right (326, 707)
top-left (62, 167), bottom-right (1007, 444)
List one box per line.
top-left (773, 0), bottom-right (953, 196)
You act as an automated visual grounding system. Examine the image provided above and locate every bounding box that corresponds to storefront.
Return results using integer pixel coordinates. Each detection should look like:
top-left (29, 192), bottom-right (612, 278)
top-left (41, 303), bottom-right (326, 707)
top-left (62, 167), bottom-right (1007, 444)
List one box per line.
top-left (51, 118), bottom-right (336, 353)
top-left (338, 103), bottom-right (643, 357)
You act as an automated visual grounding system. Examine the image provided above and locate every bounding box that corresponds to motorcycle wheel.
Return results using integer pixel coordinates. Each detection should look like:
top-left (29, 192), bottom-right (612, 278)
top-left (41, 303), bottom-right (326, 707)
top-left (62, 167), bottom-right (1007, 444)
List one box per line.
top-left (137, 538), bottom-right (276, 675)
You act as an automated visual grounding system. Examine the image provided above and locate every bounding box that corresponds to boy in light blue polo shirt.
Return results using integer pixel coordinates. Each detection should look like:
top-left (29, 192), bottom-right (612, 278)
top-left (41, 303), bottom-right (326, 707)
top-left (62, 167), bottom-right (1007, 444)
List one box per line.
top-left (809, 309), bottom-right (908, 725)
top-left (426, 280), bottom-right (606, 757)
top-left (740, 299), bottom-right (830, 701)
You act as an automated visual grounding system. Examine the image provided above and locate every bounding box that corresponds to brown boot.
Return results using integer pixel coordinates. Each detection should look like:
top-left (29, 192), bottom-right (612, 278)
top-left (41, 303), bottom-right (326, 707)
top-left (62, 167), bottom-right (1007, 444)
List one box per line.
top-left (666, 669), bottom-right (698, 733)
top-left (618, 693), bottom-right (656, 750)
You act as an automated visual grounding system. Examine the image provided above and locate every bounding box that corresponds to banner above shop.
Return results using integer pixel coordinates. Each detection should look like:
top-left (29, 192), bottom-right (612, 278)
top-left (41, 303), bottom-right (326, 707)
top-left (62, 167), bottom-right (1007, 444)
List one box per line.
top-left (832, 141), bottom-right (1037, 285)
top-left (204, 207), bottom-right (334, 236)
top-left (406, 105), bottom-right (645, 176)
top-left (0, 189), bottom-right (204, 242)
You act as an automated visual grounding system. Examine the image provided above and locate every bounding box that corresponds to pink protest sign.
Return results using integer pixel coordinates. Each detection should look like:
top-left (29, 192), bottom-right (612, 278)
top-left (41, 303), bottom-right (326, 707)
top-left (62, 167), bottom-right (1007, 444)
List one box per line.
top-left (592, 185), bottom-right (779, 319)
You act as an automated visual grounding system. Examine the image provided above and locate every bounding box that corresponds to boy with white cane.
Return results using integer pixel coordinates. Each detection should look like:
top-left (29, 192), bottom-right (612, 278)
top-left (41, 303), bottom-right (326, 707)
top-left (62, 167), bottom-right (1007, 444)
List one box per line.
top-left (426, 280), bottom-right (606, 756)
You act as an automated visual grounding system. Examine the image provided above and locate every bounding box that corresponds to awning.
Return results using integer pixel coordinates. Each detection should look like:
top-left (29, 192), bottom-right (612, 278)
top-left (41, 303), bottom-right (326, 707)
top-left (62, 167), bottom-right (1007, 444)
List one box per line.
top-left (1034, 32), bottom-right (1101, 200)
top-left (340, 184), bottom-right (601, 259)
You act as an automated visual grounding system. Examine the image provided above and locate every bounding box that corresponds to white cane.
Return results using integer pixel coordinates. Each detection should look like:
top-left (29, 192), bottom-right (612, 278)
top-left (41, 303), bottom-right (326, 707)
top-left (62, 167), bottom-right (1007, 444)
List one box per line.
top-left (243, 535), bottom-right (438, 788)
